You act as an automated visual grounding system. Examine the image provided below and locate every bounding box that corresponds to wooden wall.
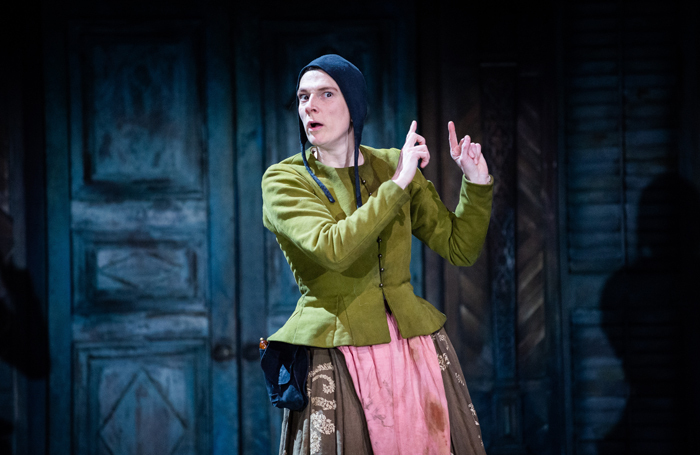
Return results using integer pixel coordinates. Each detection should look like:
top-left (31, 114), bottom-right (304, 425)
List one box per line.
top-left (561, 1), bottom-right (700, 454)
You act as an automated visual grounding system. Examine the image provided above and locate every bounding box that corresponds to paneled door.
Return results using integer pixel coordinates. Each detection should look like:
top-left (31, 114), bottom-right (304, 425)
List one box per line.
top-left (43, 4), bottom-right (238, 454)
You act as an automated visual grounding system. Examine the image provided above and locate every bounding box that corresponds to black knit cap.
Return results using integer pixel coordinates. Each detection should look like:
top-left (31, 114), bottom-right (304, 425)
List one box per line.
top-left (296, 54), bottom-right (368, 208)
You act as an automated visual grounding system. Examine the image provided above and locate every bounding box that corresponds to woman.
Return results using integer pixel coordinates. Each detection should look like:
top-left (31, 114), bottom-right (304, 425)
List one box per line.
top-left (261, 54), bottom-right (492, 455)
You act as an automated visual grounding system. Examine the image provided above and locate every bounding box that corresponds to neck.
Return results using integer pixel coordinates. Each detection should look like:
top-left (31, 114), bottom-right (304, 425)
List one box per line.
top-left (312, 128), bottom-right (363, 168)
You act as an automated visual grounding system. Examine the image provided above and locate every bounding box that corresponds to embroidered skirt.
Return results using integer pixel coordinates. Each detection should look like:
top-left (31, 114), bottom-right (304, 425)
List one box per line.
top-left (278, 322), bottom-right (487, 455)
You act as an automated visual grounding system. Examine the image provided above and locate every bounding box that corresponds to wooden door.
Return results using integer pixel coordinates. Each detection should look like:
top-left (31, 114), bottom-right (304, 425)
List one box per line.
top-left (43, 3), bottom-right (238, 454)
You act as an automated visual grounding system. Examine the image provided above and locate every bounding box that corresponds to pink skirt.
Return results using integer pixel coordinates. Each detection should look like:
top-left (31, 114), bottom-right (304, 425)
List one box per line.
top-left (338, 312), bottom-right (451, 454)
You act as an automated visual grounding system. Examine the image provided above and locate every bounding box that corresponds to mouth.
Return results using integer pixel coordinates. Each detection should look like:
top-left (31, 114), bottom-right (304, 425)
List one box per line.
top-left (307, 121), bottom-right (323, 131)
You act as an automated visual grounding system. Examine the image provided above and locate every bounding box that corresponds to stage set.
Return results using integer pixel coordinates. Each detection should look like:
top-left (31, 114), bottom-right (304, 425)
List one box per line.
top-left (1, 0), bottom-right (699, 453)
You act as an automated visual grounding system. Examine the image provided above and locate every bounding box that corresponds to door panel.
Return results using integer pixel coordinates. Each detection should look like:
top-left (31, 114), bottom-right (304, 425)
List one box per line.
top-left (74, 341), bottom-right (208, 455)
top-left (68, 25), bottom-right (204, 199)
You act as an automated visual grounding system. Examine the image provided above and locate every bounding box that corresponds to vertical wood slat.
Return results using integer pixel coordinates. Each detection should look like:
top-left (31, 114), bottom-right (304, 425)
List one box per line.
top-left (481, 63), bottom-right (526, 452)
top-left (483, 65), bottom-right (517, 383)
top-left (42, 3), bottom-right (73, 452)
top-left (205, 3), bottom-right (239, 454)
top-left (516, 72), bottom-right (547, 380)
top-left (234, 9), bottom-right (272, 455)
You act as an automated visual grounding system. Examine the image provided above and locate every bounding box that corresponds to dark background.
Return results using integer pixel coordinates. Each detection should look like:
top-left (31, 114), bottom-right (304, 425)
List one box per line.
top-left (1, 0), bottom-right (698, 454)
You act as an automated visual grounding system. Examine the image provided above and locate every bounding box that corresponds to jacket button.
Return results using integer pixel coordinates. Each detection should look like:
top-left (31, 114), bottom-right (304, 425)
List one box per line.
top-left (380, 268), bottom-right (385, 272)
top-left (368, 192), bottom-right (372, 196)
top-left (377, 237), bottom-right (382, 243)
top-left (379, 283), bottom-right (384, 287)
top-left (378, 254), bottom-right (382, 258)
top-left (362, 179), bottom-right (366, 184)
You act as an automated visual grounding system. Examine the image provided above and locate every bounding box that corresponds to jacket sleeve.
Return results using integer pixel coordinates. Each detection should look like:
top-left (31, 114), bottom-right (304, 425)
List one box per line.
top-left (262, 164), bottom-right (411, 272)
top-left (409, 169), bottom-right (493, 266)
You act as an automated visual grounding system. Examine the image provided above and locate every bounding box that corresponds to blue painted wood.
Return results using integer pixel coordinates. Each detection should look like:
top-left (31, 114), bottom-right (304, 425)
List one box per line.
top-left (205, 4), bottom-right (239, 454)
top-left (66, 21), bottom-right (214, 455)
top-left (233, 10), bottom-right (272, 455)
top-left (74, 341), bottom-right (209, 455)
top-left (68, 23), bottom-right (204, 200)
top-left (45, 11), bottom-right (237, 454)
top-left (43, 5), bottom-right (73, 453)
top-left (72, 231), bottom-right (208, 312)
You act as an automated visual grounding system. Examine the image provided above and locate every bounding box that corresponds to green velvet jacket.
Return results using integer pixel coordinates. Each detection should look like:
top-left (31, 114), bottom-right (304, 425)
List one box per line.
top-left (262, 145), bottom-right (493, 348)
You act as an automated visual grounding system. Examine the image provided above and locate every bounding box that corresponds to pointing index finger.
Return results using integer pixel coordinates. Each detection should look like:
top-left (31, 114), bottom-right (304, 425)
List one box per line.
top-left (407, 120), bottom-right (417, 137)
top-left (448, 121), bottom-right (458, 151)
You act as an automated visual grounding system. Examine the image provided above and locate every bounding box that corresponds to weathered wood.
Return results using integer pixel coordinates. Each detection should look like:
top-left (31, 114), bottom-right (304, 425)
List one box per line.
top-left (73, 340), bottom-right (209, 455)
top-left (204, 4), bottom-right (239, 455)
top-left (72, 313), bottom-right (208, 342)
top-left (68, 21), bottom-right (205, 200)
top-left (43, 2), bottom-right (74, 451)
top-left (44, 7), bottom-right (238, 453)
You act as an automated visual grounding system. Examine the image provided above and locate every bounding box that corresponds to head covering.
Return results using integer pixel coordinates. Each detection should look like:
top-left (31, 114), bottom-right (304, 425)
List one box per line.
top-left (296, 54), bottom-right (368, 208)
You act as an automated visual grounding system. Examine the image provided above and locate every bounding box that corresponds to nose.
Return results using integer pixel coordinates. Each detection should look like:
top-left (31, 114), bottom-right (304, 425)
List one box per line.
top-left (304, 94), bottom-right (318, 114)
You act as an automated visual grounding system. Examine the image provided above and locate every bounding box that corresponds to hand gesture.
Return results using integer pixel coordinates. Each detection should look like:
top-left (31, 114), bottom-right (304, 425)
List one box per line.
top-left (448, 121), bottom-right (490, 185)
top-left (392, 121), bottom-right (430, 189)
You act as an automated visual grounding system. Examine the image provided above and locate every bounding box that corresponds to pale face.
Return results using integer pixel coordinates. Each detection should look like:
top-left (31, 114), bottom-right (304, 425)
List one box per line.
top-left (297, 70), bottom-right (353, 155)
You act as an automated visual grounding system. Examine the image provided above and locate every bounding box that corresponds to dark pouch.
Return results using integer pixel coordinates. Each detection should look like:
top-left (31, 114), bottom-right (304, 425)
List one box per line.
top-left (259, 339), bottom-right (309, 411)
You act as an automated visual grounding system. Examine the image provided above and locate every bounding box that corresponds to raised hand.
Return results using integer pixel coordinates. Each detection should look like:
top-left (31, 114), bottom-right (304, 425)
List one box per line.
top-left (392, 120), bottom-right (431, 189)
top-left (448, 121), bottom-right (490, 185)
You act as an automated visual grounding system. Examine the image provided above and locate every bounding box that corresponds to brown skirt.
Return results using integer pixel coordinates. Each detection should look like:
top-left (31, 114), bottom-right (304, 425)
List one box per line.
top-left (278, 327), bottom-right (487, 455)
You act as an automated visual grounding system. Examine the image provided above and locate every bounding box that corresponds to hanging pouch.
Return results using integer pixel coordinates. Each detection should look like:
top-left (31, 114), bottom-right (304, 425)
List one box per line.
top-left (259, 339), bottom-right (309, 411)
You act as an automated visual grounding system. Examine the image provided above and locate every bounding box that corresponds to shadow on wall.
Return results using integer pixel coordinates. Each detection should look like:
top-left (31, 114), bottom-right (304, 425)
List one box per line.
top-left (598, 174), bottom-right (700, 455)
top-left (0, 262), bottom-right (50, 455)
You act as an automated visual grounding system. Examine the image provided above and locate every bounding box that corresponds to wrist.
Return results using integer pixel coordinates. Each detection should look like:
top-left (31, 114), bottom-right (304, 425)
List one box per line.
top-left (466, 174), bottom-right (491, 185)
top-left (391, 176), bottom-right (410, 190)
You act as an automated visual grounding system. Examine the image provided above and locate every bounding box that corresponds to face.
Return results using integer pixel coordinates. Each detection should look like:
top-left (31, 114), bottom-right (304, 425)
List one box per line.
top-left (297, 69), bottom-right (353, 153)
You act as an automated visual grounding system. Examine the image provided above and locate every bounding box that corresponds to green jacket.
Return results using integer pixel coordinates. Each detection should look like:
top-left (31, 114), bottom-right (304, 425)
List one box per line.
top-left (262, 145), bottom-right (493, 348)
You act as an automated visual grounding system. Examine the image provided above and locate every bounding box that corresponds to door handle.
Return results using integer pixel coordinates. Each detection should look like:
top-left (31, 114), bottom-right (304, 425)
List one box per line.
top-left (212, 342), bottom-right (235, 362)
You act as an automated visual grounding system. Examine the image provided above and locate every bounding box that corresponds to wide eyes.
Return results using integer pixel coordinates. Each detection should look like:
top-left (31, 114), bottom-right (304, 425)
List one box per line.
top-left (298, 92), bottom-right (333, 102)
